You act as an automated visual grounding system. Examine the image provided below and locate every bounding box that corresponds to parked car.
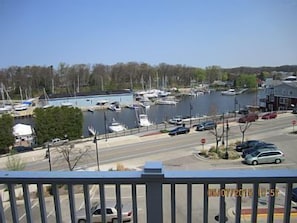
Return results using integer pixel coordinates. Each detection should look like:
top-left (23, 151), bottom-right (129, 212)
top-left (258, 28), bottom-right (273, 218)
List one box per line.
top-left (168, 126), bottom-right (190, 136)
top-left (11, 146), bottom-right (33, 153)
top-left (238, 108), bottom-right (249, 115)
top-left (235, 140), bottom-right (263, 152)
top-left (292, 188), bottom-right (297, 202)
top-left (45, 138), bottom-right (69, 147)
top-left (168, 116), bottom-right (183, 125)
top-left (292, 107), bottom-right (297, 114)
top-left (242, 143), bottom-right (277, 158)
top-left (76, 203), bottom-right (132, 223)
top-left (238, 113), bottom-right (259, 123)
top-left (196, 121), bottom-right (216, 131)
top-left (261, 112), bottom-right (277, 120)
top-left (244, 149), bottom-right (285, 165)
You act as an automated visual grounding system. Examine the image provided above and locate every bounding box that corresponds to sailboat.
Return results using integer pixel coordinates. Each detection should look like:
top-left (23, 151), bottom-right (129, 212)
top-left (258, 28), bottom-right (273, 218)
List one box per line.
top-left (0, 83), bottom-right (13, 113)
top-left (42, 88), bottom-right (53, 109)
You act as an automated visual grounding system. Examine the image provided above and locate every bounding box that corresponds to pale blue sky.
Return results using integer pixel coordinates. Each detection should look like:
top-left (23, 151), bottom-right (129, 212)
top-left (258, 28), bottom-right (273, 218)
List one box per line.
top-left (0, 0), bottom-right (296, 68)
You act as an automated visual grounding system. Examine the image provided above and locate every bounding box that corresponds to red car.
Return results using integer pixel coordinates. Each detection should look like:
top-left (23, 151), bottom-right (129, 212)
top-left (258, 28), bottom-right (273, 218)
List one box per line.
top-left (238, 113), bottom-right (259, 123)
top-left (261, 112), bottom-right (277, 120)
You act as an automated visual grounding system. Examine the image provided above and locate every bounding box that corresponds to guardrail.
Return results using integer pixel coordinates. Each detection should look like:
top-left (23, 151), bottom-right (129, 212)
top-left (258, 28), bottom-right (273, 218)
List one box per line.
top-left (0, 162), bottom-right (296, 223)
top-left (96, 113), bottom-right (238, 140)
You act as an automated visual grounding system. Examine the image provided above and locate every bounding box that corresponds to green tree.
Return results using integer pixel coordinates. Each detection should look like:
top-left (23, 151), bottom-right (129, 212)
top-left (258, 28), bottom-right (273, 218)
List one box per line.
top-left (236, 74), bottom-right (257, 88)
top-left (205, 66), bottom-right (222, 83)
top-left (0, 114), bottom-right (14, 154)
top-left (195, 68), bottom-right (206, 83)
top-left (34, 107), bottom-right (83, 145)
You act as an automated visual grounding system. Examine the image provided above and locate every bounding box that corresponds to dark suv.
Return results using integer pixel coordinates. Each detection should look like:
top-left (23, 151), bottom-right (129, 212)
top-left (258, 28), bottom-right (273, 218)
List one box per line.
top-left (235, 140), bottom-right (263, 152)
top-left (242, 143), bottom-right (277, 158)
top-left (196, 121), bottom-right (216, 131)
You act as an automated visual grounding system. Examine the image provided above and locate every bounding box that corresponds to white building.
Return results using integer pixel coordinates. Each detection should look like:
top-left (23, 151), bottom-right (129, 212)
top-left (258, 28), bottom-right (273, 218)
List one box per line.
top-left (13, 123), bottom-right (34, 146)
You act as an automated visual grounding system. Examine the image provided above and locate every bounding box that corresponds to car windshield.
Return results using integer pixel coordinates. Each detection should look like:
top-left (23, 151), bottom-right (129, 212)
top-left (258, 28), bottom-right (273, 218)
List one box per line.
top-left (250, 150), bottom-right (261, 157)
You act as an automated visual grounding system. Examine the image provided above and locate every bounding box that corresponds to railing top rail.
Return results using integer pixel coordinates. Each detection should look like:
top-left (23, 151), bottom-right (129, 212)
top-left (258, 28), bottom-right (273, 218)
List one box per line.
top-left (0, 168), bottom-right (296, 184)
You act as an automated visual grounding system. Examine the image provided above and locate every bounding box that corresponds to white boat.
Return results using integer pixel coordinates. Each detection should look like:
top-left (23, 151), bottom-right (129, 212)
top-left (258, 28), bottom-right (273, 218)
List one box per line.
top-left (108, 102), bottom-right (121, 112)
top-left (126, 104), bottom-right (141, 109)
top-left (139, 114), bottom-right (152, 127)
top-left (155, 99), bottom-right (177, 105)
top-left (96, 100), bottom-right (108, 105)
top-left (88, 126), bottom-right (96, 136)
top-left (221, 89), bottom-right (236, 96)
top-left (0, 105), bottom-right (12, 113)
top-left (108, 119), bottom-right (127, 132)
top-left (14, 104), bottom-right (28, 111)
top-left (61, 102), bottom-right (73, 107)
top-left (221, 88), bottom-right (247, 96)
top-left (88, 107), bottom-right (95, 113)
top-left (108, 104), bottom-right (121, 112)
top-left (158, 90), bottom-right (171, 97)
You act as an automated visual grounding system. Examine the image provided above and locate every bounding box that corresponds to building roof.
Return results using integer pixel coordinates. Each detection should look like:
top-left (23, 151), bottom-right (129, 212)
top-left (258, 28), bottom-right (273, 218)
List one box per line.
top-left (13, 124), bottom-right (33, 136)
top-left (39, 89), bottom-right (132, 100)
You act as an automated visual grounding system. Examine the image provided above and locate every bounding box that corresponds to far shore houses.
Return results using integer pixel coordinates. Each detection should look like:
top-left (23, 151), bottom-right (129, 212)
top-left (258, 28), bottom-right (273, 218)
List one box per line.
top-left (260, 75), bottom-right (297, 111)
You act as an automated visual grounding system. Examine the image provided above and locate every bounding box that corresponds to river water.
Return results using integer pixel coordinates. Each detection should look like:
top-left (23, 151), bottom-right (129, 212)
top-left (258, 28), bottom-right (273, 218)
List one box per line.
top-left (82, 89), bottom-right (264, 136)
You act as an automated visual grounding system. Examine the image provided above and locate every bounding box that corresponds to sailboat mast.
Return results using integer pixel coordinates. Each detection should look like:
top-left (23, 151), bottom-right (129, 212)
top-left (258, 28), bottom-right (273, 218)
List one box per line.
top-left (1, 83), bottom-right (5, 107)
top-left (19, 86), bottom-right (23, 102)
top-left (156, 71), bottom-right (159, 89)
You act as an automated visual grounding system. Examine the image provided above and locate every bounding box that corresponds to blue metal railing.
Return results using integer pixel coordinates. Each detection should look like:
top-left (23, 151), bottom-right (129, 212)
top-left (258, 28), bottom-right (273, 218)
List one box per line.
top-left (0, 162), bottom-right (296, 223)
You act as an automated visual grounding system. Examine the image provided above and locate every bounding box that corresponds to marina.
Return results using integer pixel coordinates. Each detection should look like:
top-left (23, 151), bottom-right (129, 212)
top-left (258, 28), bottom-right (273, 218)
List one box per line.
top-left (11, 89), bottom-right (264, 137)
top-left (82, 89), bottom-right (263, 136)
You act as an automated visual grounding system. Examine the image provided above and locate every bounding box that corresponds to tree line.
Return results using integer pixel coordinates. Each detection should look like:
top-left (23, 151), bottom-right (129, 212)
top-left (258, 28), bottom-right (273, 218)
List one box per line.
top-left (0, 107), bottom-right (83, 154)
top-left (1, 62), bottom-right (296, 100)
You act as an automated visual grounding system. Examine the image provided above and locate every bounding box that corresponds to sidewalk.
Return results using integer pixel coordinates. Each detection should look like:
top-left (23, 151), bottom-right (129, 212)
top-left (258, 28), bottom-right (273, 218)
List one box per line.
top-left (228, 207), bottom-right (297, 222)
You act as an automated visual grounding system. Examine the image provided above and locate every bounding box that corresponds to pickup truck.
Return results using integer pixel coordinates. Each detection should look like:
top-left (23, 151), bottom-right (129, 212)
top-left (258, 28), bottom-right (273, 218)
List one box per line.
top-left (47, 138), bottom-right (69, 147)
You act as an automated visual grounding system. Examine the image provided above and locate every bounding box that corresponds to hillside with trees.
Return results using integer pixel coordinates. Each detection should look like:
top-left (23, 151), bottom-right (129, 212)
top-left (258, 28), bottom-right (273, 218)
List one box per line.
top-left (0, 63), bottom-right (296, 100)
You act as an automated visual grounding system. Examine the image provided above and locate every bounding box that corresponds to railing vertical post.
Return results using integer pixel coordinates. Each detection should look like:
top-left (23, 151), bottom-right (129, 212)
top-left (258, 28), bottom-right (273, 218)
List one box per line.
top-left (142, 161), bottom-right (164, 223)
top-left (0, 191), bottom-right (6, 223)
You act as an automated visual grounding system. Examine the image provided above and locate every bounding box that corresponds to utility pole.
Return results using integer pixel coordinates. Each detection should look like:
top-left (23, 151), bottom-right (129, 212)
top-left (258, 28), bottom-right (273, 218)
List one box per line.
top-left (93, 133), bottom-right (100, 171)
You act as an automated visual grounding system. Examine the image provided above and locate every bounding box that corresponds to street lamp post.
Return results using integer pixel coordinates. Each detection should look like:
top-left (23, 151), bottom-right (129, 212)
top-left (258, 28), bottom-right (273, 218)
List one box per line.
top-left (189, 103), bottom-right (193, 127)
top-left (225, 120), bottom-right (229, 159)
top-left (47, 144), bottom-right (52, 171)
top-left (221, 113), bottom-right (225, 145)
top-left (104, 111), bottom-right (107, 141)
top-left (234, 97), bottom-right (238, 117)
top-left (93, 133), bottom-right (100, 171)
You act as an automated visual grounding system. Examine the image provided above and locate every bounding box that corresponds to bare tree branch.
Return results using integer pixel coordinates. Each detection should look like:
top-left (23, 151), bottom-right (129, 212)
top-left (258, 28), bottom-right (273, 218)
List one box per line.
top-left (56, 143), bottom-right (92, 171)
top-left (239, 122), bottom-right (252, 142)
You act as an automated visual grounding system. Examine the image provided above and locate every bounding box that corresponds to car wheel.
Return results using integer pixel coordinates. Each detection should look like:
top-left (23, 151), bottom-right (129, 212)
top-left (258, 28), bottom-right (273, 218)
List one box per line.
top-left (252, 160), bottom-right (258, 165)
top-left (78, 219), bottom-right (86, 223)
top-left (275, 159), bottom-right (281, 164)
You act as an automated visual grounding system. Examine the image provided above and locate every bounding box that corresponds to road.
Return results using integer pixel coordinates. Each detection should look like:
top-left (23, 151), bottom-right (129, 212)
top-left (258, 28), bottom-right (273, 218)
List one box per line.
top-left (17, 112), bottom-right (297, 172)
top-left (2, 112), bottom-right (297, 222)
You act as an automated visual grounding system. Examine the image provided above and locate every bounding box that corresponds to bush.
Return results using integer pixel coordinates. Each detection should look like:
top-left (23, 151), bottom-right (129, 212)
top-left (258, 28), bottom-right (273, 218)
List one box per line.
top-left (204, 144), bottom-right (240, 160)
